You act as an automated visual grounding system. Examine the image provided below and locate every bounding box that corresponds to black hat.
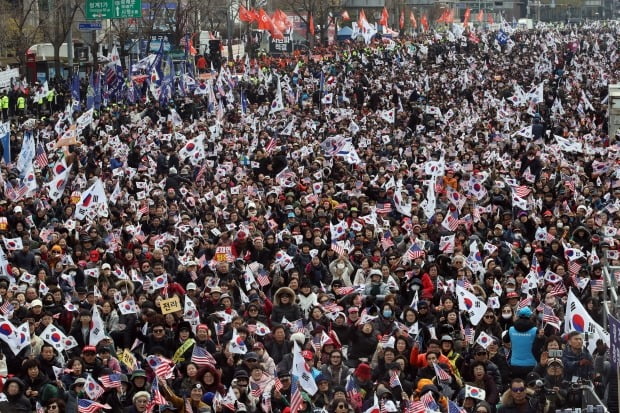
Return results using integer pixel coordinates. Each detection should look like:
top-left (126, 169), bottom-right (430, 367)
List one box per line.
top-left (277, 370), bottom-right (291, 379)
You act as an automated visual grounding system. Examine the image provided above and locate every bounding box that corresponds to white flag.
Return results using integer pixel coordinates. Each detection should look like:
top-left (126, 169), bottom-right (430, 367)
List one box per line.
top-left (565, 290), bottom-right (609, 354)
top-left (40, 323), bottom-right (68, 352)
top-left (456, 285), bottom-right (488, 325)
top-left (90, 305), bottom-right (107, 346)
top-left (229, 328), bottom-right (247, 354)
top-left (476, 331), bottom-right (494, 349)
top-left (291, 342), bottom-right (318, 395)
top-left (74, 178), bottom-right (108, 220)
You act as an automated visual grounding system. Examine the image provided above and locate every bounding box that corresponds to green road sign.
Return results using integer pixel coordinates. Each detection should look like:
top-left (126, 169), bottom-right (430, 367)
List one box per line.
top-left (86, 0), bottom-right (142, 19)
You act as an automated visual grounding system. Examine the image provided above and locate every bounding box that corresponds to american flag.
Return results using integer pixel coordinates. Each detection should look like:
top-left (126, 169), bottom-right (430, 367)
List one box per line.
top-left (564, 180), bottom-right (575, 192)
top-left (250, 382), bottom-right (262, 397)
top-left (590, 279), bottom-right (604, 292)
top-left (549, 282), bottom-right (567, 297)
top-left (407, 243), bottom-right (425, 260)
top-left (448, 400), bottom-right (467, 413)
top-left (290, 378), bottom-right (303, 413)
top-left (331, 241), bottom-right (345, 256)
top-left (456, 278), bottom-right (473, 291)
top-left (404, 400), bottom-right (426, 413)
top-left (514, 185), bottom-right (531, 198)
top-left (345, 378), bottom-right (362, 408)
top-left (334, 286), bottom-right (355, 295)
top-left (265, 137), bottom-right (277, 154)
top-left (322, 302), bottom-right (339, 313)
top-left (146, 355), bottom-right (174, 378)
top-left (192, 345), bottom-right (217, 366)
top-left (256, 269), bottom-right (270, 287)
top-left (195, 162), bottom-right (208, 182)
top-left (376, 203), bottom-right (393, 214)
top-left (567, 260), bottom-right (582, 275)
top-left (541, 305), bottom-right (561, 328)
top-left (151, 377), bottom-right (167, 405)
top-left (138, 203), bottom-right (149, 216)
top-left (0, 301), bottom-right (13, 315)
top-left (34, 143), bottom-right (49, 168)
top-left (215, 322), bottom-right (225, 336)
top-left (291, 319), bottom-right (307, 333)
top-left (464, 327), bottom-right (474, 344)
top-left (517, 295), bottom-right (532, 310)
top-left (389, 370), bottom-right (401, 388)
top-left (78, 399), bottom-right (110, 413)
top-left (261, 393), bottom-right (272, 413)
top-left (99, 373), bottom-right (122, 389)
top-left (380, 230), bottom-right (395, 250)
top-left (273, 378), bottom-right (283, 393)
top-left (104, 65), bottom-right (117, 86)
top-left (433, 362), bottom-right (452, 381)
top-left (420, 391), bottom-right (440, 411)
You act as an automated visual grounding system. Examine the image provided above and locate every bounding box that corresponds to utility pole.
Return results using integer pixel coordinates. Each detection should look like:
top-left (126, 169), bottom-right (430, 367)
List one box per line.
top-left (66, 0), bottom-right (73, 78)
top-left (226, 0), bottom-right (234, 61)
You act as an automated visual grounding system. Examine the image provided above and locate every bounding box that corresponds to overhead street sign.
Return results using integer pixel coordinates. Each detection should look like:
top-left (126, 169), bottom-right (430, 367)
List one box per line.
top-left (78, 21), bottom-right (103, 31)
top-left (86, 0), bottom-right (142, 20)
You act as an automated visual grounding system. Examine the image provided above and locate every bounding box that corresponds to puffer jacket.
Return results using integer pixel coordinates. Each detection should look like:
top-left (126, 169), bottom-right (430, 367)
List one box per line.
top-left (0, 377), bottom-right (32, 413)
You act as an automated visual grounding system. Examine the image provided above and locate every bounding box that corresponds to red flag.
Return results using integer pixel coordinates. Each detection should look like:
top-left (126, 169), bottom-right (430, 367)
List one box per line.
top-left (257, 8), bottom-right (274, 31)
top-left (341, 10), bottom-right (350, 21)
top-left (476, 9), bottom-right (484, 22)
top-left (358, 9), bottom-right (367, 29)
top-left (309, 14), bottom-right (315, 35)
top-left (239, 5), bottom-right (255, 23)
top-left (445, 9), bottom-right (455, 23)
top-left (399, 10), bottom-right (404, 29)
top-left (487, 13), bottom-right (494, 24)
top-left (463, 8), bottom-right (471, 26)
top-left (436, 9), bottom-right (448, 23)
top-left (410, 11), bottom-right (417, 28)
top-left (421, 15), bottom-right (429, 31)
top-left (272, 9), bottom-right (292, 32)
top-left (379, 7), bottom-right (388, 26)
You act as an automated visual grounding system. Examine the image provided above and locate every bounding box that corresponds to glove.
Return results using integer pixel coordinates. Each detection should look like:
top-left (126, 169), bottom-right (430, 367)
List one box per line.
top-left (579, 359), bottom-right (592, 366)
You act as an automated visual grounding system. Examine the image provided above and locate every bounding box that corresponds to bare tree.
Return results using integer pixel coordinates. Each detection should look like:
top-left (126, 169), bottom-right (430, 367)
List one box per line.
top-left (278, 0), bottom-right (340, 45)
top-left (0, 0), bottom-right (42, 68)
top-left (110, 18), bottom-right (135, 68)
top-left (39, 0), bottom-right (80, 78)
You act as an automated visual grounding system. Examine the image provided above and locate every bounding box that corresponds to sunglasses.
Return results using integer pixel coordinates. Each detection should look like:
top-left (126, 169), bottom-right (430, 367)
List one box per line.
top-left (48, 405), bottom-right (59, 410)
top-left (476, 351), bottom-right (487, 356)
top-left (484, 315), bottom-right (494, 319)
top-left (511, 387), bottom-right (525, 393)
top-left (337, 405), bottom-right (347, 409)
top-left (153, 329), bottom-right (164, 333)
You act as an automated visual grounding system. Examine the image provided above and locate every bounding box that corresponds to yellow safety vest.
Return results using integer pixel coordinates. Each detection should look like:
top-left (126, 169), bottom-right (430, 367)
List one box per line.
top-left (17, 97), bottom-right (25, 109)
top-left (1, 96), bottom-right (8, 109)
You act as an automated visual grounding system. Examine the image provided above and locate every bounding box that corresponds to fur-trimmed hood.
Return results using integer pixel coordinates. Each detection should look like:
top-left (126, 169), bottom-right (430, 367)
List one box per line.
top-left (274, 287), bottom-right (296, 306)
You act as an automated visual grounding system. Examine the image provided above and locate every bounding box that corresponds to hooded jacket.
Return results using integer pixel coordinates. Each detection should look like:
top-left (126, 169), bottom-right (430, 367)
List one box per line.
top-left (270, 287), bottom-right (301, 325)
top-left (0, 377), bottom-right (32, 412)
top-left (497, 387), bottom-right (544, 413)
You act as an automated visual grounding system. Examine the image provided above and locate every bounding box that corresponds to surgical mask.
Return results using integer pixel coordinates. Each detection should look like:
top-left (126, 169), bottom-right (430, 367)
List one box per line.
top-left (383, 310), bottom-right (392, 318)
top-left (506, 288), bottom-right (515, 293)
top-left (502, 312), bottom-right (512, 319)
top-left (557, 222), bottom-right (563, 229)
top-left (336, 263), bottom-right (345, 270)
top-left (524, 247), bottom-right (532, 253)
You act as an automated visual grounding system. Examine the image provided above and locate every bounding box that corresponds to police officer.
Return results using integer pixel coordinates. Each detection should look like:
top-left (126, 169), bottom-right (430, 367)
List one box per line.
top-left (16, 93), bottom-right (26, 117)
top-left (0, 91), bottom-right (8, 121)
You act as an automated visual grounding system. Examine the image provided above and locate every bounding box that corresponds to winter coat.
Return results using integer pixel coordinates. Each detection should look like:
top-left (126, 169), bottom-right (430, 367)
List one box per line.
top-left (0, 377), bottom-right (31, 413)
top-left (270, 287), bottom-right (301, 325)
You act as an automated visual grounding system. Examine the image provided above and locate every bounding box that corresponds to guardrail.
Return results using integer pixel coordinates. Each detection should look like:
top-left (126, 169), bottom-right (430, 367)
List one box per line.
top-left (602, 265), bottom-right (620, 330)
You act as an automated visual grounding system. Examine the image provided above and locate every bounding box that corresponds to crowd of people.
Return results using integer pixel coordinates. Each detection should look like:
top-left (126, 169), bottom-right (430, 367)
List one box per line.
top-left (0, 18), bottom-right (618, 413)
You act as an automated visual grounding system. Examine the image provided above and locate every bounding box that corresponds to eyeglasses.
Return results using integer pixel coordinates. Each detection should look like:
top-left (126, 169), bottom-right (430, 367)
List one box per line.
top-left (246, 359), bottom-right (257, 362)
top-left (511, 387), bottom-right (525, 393)
top-left (153, 329), bottom-right (164, 333)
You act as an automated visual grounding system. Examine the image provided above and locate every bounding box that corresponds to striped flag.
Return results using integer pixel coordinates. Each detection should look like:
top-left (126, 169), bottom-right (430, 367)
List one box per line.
top-left (250, 382), bottom-right (262, 397)
top-left (334, 286), bottom-right (355, 295)
top-left (34, 143), bottom-right (49, 168)
top-left (331, 241), bottom-right (345, 256)
top-left (433, 362), bottom-right (452, 381)
top-left (256, 269), bottom-right (270, 287)
top-left (146, 355), bottom-right (174, 378)
top-left (380, 230), bottom-right (395, 250)
top-left (541, 305), bottom-right (560, 329)
top-left (549, 282), bottom-right (567, 297)
top-left (99, 373), bottom-right (122, 389)
top-left (0, 301), bottom-right (13, 315)
top-left (407, 243), bottom-right (425, 260)
top-left (420, 391), bottom-right (440, 410)
top-left (514, 185), bottom-right (531, 198)
top-left (273, 378), bottom-right (283, 393)
top-left (77, 399), bottom-right (111, 413)
top-left (567, 260), bottom-right (582, 275)
top-left (590, 279), bottom-right (604, 292)
top-left (150, 377), bottom-right (167, 405)
top-left (376, 203), bottom-right (393, 214)
top-left (389, 370), bottom-right (401, 388)
top-left (265, 137), bottom-right (277, 154)
top-left (290, 378), bottom-right (303, 413)
top-left (191, 345), bottom-right (217, 366)
top-left (517, 295), bottom-right (532, 310)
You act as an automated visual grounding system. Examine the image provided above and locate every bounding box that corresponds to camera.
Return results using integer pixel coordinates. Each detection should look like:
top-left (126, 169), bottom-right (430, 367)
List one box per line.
top-left (548, 349), bottom-right (563, 358)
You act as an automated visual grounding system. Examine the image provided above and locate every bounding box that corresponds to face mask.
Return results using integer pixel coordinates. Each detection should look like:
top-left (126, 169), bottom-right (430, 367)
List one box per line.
top-left (524, 247), bottom-right (532, 253)
top-left (506, 288), bottom-right (515, 293)
top-left (383, 310), bottom-right (392, 318)
top-left (557, 222), bottom-right (563, 229)
top-left (336, 263), bottom-right (345, 270)
top-left (502, 312), bottom-right (512, 319)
